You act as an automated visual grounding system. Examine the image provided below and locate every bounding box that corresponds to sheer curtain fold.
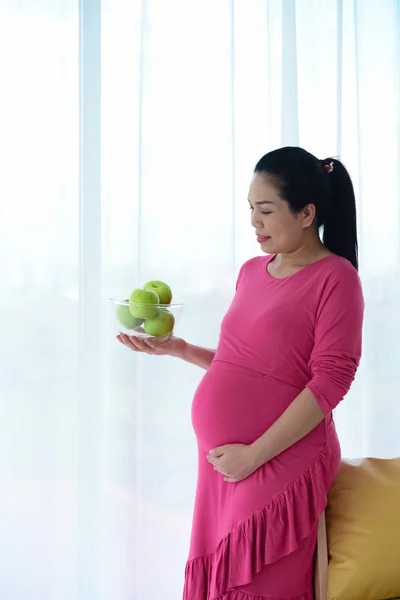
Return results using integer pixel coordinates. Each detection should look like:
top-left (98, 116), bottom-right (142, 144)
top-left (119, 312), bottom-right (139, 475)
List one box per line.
top-left (1, 1), bottom-right (399, 599)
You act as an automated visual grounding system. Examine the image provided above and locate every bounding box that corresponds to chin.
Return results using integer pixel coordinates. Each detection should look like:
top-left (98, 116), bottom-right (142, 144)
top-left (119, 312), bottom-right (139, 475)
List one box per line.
top-left (260, 240), bottom-right (276, 254)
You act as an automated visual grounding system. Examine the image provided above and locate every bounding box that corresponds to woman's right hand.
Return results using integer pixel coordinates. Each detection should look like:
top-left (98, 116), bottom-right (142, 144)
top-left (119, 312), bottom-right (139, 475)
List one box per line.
top-left (117, 333), bottom-right (186, 358)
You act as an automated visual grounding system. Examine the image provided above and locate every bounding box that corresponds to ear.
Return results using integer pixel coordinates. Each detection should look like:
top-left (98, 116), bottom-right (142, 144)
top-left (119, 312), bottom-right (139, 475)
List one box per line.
top-left (302, 203), bottom-right (316, 228)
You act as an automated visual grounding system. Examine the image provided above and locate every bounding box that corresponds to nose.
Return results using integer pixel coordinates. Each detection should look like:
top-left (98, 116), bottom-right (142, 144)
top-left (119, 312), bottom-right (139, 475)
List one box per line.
top-left (251, 209), bottom-right (263, 229)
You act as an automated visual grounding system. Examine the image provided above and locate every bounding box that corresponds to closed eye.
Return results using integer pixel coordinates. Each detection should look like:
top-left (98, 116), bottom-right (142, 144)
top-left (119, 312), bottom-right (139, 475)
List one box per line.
top-left (249, 205), bottom-right (272, 215)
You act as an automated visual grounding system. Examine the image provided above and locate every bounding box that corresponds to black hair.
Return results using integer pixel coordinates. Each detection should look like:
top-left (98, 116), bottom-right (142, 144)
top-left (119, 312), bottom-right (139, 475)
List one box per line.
top-left (254, 146), bottom-right (358, 270)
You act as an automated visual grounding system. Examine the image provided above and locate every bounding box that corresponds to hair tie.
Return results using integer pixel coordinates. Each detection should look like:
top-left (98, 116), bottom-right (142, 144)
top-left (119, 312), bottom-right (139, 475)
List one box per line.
top-left (323, 161), bottom-right (334, 174)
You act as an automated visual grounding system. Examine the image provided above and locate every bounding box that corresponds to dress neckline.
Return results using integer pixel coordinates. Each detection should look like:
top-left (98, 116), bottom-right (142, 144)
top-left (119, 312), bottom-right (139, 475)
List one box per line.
top-left (264, 253), bottom-right (337, 281)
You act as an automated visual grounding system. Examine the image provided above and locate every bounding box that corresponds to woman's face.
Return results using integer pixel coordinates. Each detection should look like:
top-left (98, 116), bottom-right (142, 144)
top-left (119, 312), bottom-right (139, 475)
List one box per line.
top-left (248, 173), bottom-right (314, 254)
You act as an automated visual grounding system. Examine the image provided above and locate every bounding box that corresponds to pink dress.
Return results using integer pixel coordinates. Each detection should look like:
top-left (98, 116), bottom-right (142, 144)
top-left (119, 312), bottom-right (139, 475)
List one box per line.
top-left (183, 254), bottom-right (364, 600)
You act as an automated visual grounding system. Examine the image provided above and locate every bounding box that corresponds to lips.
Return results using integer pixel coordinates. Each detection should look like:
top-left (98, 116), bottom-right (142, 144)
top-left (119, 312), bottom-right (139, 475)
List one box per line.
top-left (256, 235), bottom-right (270, 243)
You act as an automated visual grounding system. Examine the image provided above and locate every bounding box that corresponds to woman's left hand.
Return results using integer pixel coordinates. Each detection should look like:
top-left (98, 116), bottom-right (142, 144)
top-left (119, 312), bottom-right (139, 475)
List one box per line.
top-left (207, 444), bottom-right (259, 483)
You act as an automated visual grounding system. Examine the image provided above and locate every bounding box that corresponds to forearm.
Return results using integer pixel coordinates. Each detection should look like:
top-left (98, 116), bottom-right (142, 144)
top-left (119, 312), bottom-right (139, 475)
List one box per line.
top-left (180, 341), bottom-right (216, 370)
top-left (251, 388), bottom-right (325, 467)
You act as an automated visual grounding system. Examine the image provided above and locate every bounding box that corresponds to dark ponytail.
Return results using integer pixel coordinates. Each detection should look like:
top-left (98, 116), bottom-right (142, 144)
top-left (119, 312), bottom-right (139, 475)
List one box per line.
top-left (254, 147), bottom-right (359, 270)
top-left (319, 158), bottom-right (358, 270)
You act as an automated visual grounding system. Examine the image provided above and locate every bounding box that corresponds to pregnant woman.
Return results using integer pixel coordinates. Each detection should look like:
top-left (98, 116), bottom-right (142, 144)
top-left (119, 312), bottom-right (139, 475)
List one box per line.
top-left (118, 146), bottom-right (364, 600)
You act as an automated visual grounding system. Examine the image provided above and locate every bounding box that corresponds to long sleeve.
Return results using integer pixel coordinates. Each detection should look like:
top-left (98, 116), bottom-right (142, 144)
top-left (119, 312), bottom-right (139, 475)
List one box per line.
top-left (306, 274), bottom-right (364, 415)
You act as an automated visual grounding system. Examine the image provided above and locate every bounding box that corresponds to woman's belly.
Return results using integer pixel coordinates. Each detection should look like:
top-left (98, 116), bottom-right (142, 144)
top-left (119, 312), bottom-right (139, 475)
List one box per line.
top-left (191, 360), bottom-right (304, 452)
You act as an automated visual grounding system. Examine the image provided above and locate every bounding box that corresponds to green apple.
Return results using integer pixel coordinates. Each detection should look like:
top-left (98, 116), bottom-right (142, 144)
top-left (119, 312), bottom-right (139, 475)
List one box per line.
top-left (143, 280), bottom-right (172, 305)
top-left (129, 288), bottom-right (159, 319)
top-left (144, 308), bottom-right (175, 337)
top-left (116, 301), bottom-right (144, 330)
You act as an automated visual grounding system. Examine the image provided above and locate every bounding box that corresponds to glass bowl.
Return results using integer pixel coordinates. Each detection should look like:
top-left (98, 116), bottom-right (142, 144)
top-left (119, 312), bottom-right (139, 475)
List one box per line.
top-left (110, 296), bottom-right (184, 342)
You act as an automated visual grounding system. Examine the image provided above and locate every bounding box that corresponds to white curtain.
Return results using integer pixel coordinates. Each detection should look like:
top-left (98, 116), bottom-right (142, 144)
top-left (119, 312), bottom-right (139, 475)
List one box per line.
top-left (1, 0), bottom-right (399, 598)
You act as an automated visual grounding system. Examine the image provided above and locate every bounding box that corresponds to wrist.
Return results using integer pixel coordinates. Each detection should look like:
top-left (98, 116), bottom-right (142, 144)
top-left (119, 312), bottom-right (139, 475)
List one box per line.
top-left (171, 338), bottom-right (188, 359)
top-left (250, 436), bottom-right (271, 469)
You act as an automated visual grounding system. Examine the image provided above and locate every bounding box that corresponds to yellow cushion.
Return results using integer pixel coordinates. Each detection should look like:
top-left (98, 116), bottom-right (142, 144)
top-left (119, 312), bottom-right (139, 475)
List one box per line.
top-left (326, 457), bottom-right (400, 600)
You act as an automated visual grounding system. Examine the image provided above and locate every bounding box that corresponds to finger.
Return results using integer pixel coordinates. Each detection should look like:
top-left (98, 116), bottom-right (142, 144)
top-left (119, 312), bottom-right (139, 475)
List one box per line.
top-left (213, 466), bottom-right (228, 476)
top-left (139, 339), bottom-right (159, 353)
top-left (209, 447), bottom-right (225, 458)
top-left (142, 338), bottom-right (161, 350)
top-left (145, 338), bottom-right (161, 348)
top-left (207, 456), bottom-right (223, 471)
top-left (119, 334), bottom-right (140, 351)
top-left (124, 334), bottom-right (143, 348)
top-left (119, 333), bottom-right (133, 345)
top-left (121, 334), bottom-right (149, 353)
top-left (128, 336), bottom-right (156, 353)
top-left (117, 335), bottom-right (135, 350)
top-left (207, 454), bottom-right (224, 465)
